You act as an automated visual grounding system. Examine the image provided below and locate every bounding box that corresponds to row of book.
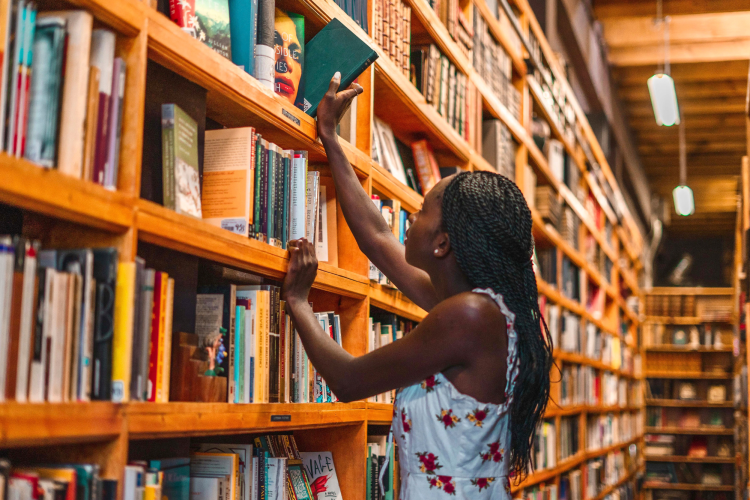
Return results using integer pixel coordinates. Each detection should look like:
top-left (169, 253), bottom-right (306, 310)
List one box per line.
top-left (533, 420), bottom-right (556, 470)
top-left (367, 309), bottom-right (416, 403)
top-left (560, 416), bottom-right (579, 461)
top-left (645, 462), bottom-right (730, 489)
top-left (646, 407), bottom-right (730, 429)
top-left (586, 412), bottom-right (641, 452)
top-left (560, 207), bottom-right (580, 252)
top-left (368, 194), bottom-right (412, 287)
top-left (471, 7), bottom-right (520, 121)
top-left (0, 239), bottom-right (125, 402)
top-left (1, 6), bottom-right (125, 188)
top-left (534, 247), bottom-right (557, 287)
top-left (367, 435), bottom-right (398, 500)
top-left (645, 434), bottom-right (733, 458)
top-left (0, 461), bottom-right (116, 500)
top-left (372, 0), bottom-right (411, 76)
top-left (559, 364), bottom-right (598, 407)
top-left (410, 44), bottom-right (469, 139)
top-left (431, 0), bottom-right (473, 60)
top-left (481, 119), bottom-right (516, 180)
top-left (585, 236), bottom-right (613, 287)
top-left (560, 471), bottom-right (583, 500)
top-left (562, 256), bottom-right (581, 302)
top-left (124, 435), bottom-right (342, 500)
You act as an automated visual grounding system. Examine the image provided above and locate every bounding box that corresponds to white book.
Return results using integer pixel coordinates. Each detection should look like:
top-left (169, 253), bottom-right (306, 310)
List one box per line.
top-left (190, 477), bottom-right (220, 500)
top-left (195, 444), bottom-right (253, 500)
top-left (14, 241), bottom-right (36, 402)
top-left (89, 29), bottom-right (116, 185)
top-left (289, 151), bottom-right (307, 241)
top-left (38, 11), bottom-right (92, 177)
top-left (243, 297), bottom-right (254, 404)
top-left (265, 457), bottom-right (286, 500)
top-left (123, 465), bottom-right (145, 500)
top-left (202, 127), bottom-right (255, 236)
top-left (315, 184), bottom-right (329, 262)
top-left (304, 171), bottom-right (320, 245)
top-left (46, 272), bottom-right (69, 402)
top-left (251, 458), bottom-right (258, 500)
top-left (0, 236), bottom-right (13, 401)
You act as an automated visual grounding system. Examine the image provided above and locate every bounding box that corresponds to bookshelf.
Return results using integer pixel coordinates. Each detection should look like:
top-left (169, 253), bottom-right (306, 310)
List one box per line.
top-left (643, 288), bottom-right (738, 499)
top-left (0, 0), bottom-right (644, 498)
top-left (736, 153), bottom-right (749, 496)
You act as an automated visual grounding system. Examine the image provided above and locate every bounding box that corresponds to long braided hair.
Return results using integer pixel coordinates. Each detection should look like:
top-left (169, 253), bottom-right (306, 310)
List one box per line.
top-left (441, 171), bottom-right (553, 480)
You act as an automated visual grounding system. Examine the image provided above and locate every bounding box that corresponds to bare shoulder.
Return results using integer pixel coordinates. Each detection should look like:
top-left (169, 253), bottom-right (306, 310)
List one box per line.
top-left (425, 291), bottom-right (507, 339)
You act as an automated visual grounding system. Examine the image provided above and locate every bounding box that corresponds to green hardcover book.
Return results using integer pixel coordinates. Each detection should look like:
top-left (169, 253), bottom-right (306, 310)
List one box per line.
top-left (253, 134), bottom-right (263, 236)
top-left (273, 147), bottom-right (283, 248)
top-left (162, 104), bottom-right (202, 218)
top-left (302, 17), bottom-right (378, 117)
top-left (281, 151), bottom-right (290, 249)
top-left (266, 144), bottom-right (277, 246)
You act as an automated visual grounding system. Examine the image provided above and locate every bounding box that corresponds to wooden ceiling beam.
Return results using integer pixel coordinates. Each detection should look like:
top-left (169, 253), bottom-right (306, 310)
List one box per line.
top-left (594, 0), bottom-right (750, 19)
top-left (609, 39), bottom-right (750, 66)
top-left (613, 61), bottom-right (749, 85)
top-left (601, 12), bottom-right (750, 47)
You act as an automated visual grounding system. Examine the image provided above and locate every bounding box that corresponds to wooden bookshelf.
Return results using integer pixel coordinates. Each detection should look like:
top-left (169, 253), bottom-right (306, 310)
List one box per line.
top-left (0, 0), bottom-right (645, 497)
top-left (645, 456), bottom-right (735, 464)
top-left (642, 483), bottom-right (735, 492)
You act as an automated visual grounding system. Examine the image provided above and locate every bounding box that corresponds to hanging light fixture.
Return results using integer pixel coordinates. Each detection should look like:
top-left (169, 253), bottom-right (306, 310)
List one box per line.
top-left (648, 1), bottom-right (680, 127)
top-left (672, 120), bottom-right (694, 216)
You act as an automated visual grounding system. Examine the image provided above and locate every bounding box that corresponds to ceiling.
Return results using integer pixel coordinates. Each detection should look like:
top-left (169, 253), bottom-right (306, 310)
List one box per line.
top-left (593, 0), bottom-right (749, 237)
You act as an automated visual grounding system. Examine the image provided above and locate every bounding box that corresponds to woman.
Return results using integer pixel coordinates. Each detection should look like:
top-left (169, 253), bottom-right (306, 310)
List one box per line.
top-left (282, 73), bottom-right (553, 499)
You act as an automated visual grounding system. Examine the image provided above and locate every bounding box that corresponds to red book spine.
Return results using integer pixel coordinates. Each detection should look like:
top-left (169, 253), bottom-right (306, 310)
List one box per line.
top-left (92, 93), bottom-right (111, 185)
top-left (146, 271), bottom-right (163, 402)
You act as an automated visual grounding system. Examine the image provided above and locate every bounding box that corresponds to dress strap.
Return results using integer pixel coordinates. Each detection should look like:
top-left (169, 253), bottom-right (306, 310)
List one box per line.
top-left (472, 288), bottom-right (519, 404)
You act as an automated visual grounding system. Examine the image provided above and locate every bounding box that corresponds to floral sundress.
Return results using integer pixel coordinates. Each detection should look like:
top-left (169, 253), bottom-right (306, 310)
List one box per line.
top-left (390, 288), bottom-right (519, 499)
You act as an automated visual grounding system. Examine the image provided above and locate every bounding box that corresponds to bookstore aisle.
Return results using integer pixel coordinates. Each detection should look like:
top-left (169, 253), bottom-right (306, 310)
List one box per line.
top-left (0, 0), bottom-right (651, 497)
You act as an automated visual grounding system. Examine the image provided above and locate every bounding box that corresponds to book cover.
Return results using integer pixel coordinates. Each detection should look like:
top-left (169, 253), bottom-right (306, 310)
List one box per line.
top-left (111, 261), bottom-right (135, 402)
top-left (289, 151), bottom-right (307, 241)
top-left (228, 0), bottom-right (257, 75)
top-left (274, 10), bottom-right (305, 111)
top-left (91, 248), bottom-right (118, 401)
top-left (254, 0), bottom-right (274, 89)
top-left (24, 16), bottom-right (65, 168)
top-left (90, 29), bottom-right (115, 186)
top-left (300, 452), bottom-right (343, 500)
top-left (202, 127), bottom-right (255, 236)
top-left (162, 103), bottom-right (203, 218)
top-left (302, 17), bottom-right (378, 116)
top-left (194, 444), bottom-right (253, 500)
top-left (169, 0), bottom-right (232, 60)
top-left (190, 452), bottom-right (239, 500)
top-left (159, 277), bottom-right (175, 403)
top-left (104, 57), bottom-right (126, 189)
top-left (147, 271), bottom-right (166, 402)
top-left (14, 3), bottom-right (36, 157)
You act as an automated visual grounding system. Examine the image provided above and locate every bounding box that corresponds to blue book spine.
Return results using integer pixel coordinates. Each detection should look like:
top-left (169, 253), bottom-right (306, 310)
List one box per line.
top-left (228, 0), bottom-right (257, 76)
top-left (399, 210), bottom-right (407, 244)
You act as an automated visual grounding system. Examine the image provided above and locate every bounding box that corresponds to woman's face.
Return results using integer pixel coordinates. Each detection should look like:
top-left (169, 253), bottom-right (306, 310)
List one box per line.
top-left (274, 12), bottom-right (302, 105)
top-left (404, 176), bottom-right (454, 270)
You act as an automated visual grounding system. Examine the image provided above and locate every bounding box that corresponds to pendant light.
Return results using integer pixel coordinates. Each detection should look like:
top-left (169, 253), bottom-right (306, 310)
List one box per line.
top-left (648, 0), bottom-right (680, 127)
top-left (672, 120), bottom-right (694, 216)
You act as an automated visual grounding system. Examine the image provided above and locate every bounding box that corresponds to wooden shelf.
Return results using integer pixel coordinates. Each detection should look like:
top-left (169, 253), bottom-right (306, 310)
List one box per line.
top-left (645, 371), bottom-right (732, 380)
top-left (648, 287), bottom-right (734, 296)
top-left (365, 403), bottom-right (395, 424)
top-left (642, 483), bottom-right (734, 492)
top-left (554, 350), bottom-right (638, 379)
top-left (645, 316), bottom-right (733, 325)
top-left (127, 402), bottom-right (368, 439)
top-left (591, 467), bottom-right (641, 500)
top-left (0, 402), bottom-right (123, 448)
top-left (645, 427), bottom-right (734, 436)
top-left (369, 283), bottom-right (427, 322)
top-left (646, 399), bottom-right (733, 408)
top-left (0, 155), bottom-right (134, 232)
top-left (370, 161), bottom-right (423, 215)
top-left (645, 346), bottom-right (733, 353)
top-left (136, 200), bottom-right (370, 298)
top-left (645, 455), bottom-right (735, 464)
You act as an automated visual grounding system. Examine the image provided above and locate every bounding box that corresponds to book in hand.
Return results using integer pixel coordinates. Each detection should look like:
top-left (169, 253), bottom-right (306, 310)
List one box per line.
top-left (302, 17), bottom-right (377, 116)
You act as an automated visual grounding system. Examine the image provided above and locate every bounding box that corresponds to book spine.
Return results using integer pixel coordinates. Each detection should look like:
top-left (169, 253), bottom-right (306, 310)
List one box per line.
top-left (258, 140), bottom-right (269, 241)
top-left (253, 135), bottom-right (263, 237)
top-left (161, 104), bottom-right (175, 210)
top-left (248, 129), bottom-right (256, 233)
top-left (281, 152), bottom-right (290, 249)
top-left (111, 262), bottom-right (136, 402)
top-left (105, 58), bottom-right (126, 190)
top-left (273, 147), bottom-right (283, 248)
top-left (90, 29), bottom-right (115, 186)
top-left (28, 267), bottom-right (47, 402)
top-left (266, 145), bottom-right (276, 247)
top-left (16, 5), bottom-right (35, 158)
top-left (158, 278), bottom-right (174, 403)
top-left (254, 0), bottom-right (275, 89)
top-left (146, 272), bottom-right (163, 402)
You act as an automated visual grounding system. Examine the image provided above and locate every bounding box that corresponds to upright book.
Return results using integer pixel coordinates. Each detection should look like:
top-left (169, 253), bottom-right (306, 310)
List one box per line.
top-left (162, 103), bottom-right (203, 218)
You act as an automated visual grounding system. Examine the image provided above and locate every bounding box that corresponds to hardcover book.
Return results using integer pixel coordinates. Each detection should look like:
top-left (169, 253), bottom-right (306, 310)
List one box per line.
top-left (162, 103), bottom-right (203, 218)
top-left (300, 452), bottom-right (343, 500)
top-left (169, 0), bottom-right (232, 60)
top-left (302, 17), bottom-right (377, 116)
top-left (274, 10), bottom-right (305, 110)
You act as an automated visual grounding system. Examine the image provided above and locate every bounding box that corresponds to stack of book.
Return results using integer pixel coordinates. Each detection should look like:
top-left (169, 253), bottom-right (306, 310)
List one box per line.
top-left (482, 119), bottom-right (516, 180)
top-left (372, 0), bottom-right (411, 76)
top-left (472, 9), bottom-right (520, 120)
top-left (410, 45), bottom-right (470, 139)
top-left (0, 238), bottom-right (126, 403)
top-left (535, 186), bottom-right (561, 229)
top-left (1, 461), bottom-right (116, 500)
top-left (0, 6), bottom-right (126, 189)
top-left (367, 435), bottom-right (399, 500)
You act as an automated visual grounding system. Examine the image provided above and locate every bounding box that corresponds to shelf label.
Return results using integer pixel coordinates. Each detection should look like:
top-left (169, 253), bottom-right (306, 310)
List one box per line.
top-left (271, 414), bottom-right (292, 422)
top-left (282, 109), bottom-right (300, 127)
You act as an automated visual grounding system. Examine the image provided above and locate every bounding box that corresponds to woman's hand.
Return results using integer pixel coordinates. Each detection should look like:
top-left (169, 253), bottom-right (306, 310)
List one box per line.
top-left (316, 72), bottom-right (363, 142)
top-left (282, 238), bottom-right (319, 304)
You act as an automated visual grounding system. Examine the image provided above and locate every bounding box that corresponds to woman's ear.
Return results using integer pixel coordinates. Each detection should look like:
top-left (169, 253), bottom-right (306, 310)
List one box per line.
top-left (433, 232), bottom-right (451, 258)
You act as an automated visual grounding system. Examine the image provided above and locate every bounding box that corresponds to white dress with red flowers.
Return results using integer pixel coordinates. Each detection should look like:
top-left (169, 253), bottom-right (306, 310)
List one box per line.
top-left (391, 288), bottom-right (519, 499)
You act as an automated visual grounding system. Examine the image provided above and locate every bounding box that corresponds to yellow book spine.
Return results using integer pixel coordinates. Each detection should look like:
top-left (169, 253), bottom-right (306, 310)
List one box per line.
top-left (154, 273), bottom-right (168, 402)
top-left (159, 277), bottom-right (175, 403)
top-left (112, 261), bottom-right (136, 403)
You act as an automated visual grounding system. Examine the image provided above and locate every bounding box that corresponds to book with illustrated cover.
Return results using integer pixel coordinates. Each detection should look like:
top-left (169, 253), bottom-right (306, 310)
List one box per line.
top-left (274, 10), bottom-right (305, 111)
top-left (169, 0), bottom-right (232, 60)
top-left (300, 452), bottom-right (343, 500)
top-left (162, 103), bottom-right (202, 218)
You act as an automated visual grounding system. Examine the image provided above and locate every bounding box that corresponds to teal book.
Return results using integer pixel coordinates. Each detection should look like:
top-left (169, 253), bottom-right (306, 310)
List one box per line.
top-left (228, 0), bottom-right (257, 74)
top-left (24, 16), bottom-right (66, 168)
top-left (149, 458), bottom-right (190, 500)
top-left (235, 304), bottom-right (245, 403)
top-left (302, 17), bottom-right (377, 117)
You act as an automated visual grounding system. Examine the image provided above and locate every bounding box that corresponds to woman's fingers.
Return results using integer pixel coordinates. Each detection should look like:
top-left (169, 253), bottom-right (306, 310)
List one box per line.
top-left (327, 71), bottom-right (342, 95)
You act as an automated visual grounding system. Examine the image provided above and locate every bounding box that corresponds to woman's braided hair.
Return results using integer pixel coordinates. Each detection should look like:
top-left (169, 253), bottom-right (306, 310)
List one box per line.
top-left (441, 171), bottom-right (553, 480)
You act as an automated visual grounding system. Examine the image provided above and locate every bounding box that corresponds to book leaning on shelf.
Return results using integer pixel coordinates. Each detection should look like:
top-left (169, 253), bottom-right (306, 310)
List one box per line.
top-left (2, 460), bottom-right (117, 500)
top-left (0, 5), bottom-right (126, 187)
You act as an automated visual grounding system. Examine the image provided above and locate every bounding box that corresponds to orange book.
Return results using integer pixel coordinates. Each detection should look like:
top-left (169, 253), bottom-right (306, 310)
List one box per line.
top-left (410, 140), bottom-right (442, 193)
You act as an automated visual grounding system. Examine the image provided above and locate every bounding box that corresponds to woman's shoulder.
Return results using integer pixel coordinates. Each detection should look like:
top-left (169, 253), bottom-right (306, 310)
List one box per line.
top-left (429, 290), bottom-right (508, 334)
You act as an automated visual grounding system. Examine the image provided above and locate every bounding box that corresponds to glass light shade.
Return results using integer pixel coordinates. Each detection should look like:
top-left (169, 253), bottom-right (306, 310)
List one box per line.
top-left (648, 74), bottom-right (680, 127)
top-left (673, 185), bottom-right (694, 216)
